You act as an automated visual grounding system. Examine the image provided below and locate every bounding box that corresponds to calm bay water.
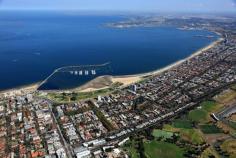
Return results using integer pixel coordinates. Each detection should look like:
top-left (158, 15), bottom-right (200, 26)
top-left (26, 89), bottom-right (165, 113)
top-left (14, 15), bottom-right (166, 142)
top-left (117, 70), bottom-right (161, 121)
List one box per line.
top-left (0, 11), bottom-right (218, 90)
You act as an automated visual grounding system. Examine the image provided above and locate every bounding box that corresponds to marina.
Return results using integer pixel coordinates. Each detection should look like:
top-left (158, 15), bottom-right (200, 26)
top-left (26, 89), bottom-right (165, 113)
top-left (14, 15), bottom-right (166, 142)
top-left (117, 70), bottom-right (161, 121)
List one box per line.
top-left (0, 1), bottom-right (235, 158)
top-left (38, 62), bottom-right (112, 90)
top-left (69, 70), bottom-right (96, 76)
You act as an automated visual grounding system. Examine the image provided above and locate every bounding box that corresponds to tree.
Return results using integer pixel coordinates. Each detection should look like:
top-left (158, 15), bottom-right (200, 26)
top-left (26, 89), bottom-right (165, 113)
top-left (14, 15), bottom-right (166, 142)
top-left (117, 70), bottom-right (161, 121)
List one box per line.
top-left (71, 96), bottom-right (77, 101)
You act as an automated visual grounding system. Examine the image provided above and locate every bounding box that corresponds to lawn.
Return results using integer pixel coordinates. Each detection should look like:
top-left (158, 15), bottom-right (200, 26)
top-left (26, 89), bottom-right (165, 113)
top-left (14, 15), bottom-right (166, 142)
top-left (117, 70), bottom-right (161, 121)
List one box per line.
top-left (74, 88), bottom-right (113, 100)
top-left (163, 124), bottom-right (204, 144)
top-left (188, 100), bottom-right (223, 123)
top-left (144, 141), bottom-right (184, 158)
top-left (200, 124), bottom-right (223, 134)
top-left (152, 129), bottom-right (174, 140)
top-left (163, 125), bottom-right (204, 144)
top-left (163, 124), bottom-right (180, 132)
top-left (179, 129), bottom-right (204, 144)
top-left (188, 109), bottom-right (208, 123)
top-left (200, 101), bottom-right (218, 112)
top-left (46, 88), bottom-right (114, 103)
top-left (173, 119), bottom-right (193, 129)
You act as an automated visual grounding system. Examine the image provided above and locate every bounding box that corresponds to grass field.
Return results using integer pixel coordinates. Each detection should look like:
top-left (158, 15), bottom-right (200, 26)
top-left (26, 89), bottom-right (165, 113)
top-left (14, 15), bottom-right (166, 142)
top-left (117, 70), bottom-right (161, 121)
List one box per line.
top-left (188, 109), bottom-right (208, 123)
top-left (188, 100), bottom-right (221, 123)
top-left (163, 124), bottom-right (204, 144)
top-left (179, 129), bottom-right (204, 144)
top-left (200, 124), bottom-right (223, 134)
top-left (200, 101), bottom-right (218, 112)
top-left (45, 88), bottom-right (114, 103)
top-left (221, 139), bottom-right (236, 158)
top-left (144, 141), bottom-right (184, 158)
top-left (163, 124), bottom-right (180, 132)
top-left (152, 129), bottom-right (174, 140)
top-left (173, 119), bottom-right (193, 129)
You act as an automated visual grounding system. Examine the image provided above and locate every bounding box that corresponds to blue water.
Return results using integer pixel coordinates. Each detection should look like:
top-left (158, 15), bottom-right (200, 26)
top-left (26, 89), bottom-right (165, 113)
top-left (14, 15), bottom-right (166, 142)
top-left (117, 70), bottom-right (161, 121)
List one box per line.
top-left (0, 11), bottom-right (218, 90)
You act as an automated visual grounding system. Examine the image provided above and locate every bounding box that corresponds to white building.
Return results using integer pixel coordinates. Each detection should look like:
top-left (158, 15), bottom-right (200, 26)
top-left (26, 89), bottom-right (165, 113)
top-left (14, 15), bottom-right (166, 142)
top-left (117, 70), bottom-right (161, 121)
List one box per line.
top-left (74, 147), bottom-right (91, 158)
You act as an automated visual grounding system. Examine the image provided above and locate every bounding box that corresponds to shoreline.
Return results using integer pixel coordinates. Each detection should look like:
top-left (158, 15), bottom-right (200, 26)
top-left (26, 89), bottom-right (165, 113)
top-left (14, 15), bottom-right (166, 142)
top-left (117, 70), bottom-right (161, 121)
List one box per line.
top-left (76, 37), bottom-right (223, 92)
top-left (0, 37), bottom-right (223, 94)
top-left (134, 36), bottom-right (223, 77)
top-left (0, 82), bottom-right (40, 95)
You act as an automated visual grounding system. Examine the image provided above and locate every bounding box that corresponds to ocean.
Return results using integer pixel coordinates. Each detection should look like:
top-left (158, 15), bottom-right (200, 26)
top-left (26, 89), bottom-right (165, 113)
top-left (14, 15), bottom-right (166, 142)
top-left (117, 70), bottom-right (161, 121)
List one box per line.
top-left (0, 11), bottom-right (219, 90)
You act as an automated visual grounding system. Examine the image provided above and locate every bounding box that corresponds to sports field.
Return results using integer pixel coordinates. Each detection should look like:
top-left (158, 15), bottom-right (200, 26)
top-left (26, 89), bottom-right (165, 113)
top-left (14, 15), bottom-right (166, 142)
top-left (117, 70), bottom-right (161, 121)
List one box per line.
top-left (162, 124), bottom-right (204, 144)
top-left (144, 141), bottom-right (184, 158)
top-left (179, 129), bottom-right (204, 144)
top-left (188, 109), bottom-right (208, 123)
top-left (173, 119), bottom-right (193, 129)
top-left (188, 101), bottom-right (219, 123)
top-left (152, 129), bottom-right (174, 140)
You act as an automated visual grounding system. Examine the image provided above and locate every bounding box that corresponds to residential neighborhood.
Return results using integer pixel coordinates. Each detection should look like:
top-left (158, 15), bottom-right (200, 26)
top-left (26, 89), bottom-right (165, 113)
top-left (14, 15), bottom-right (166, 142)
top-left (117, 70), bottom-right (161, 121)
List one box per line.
top-left (0, 16), bottom-right (236, 158)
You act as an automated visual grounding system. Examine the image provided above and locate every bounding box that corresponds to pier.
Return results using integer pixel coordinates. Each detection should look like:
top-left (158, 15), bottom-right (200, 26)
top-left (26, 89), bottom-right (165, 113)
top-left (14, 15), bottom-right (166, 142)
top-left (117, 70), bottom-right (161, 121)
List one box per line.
top-left (38, 62), bottom-right (111, 89)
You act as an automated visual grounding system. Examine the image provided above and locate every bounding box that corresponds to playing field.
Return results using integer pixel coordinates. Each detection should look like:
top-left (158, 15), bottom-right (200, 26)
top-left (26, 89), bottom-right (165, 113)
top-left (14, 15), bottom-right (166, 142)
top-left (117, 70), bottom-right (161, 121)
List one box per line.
top-left (173, 119), bottom-right (193, 129)
top-left (188, 109), bottom-right (208, 123)
top-left (152, 129), bottom-right (174, 140)
top-left (162, 124), bottom-right (204, 144)
top-left (46, 88), bottom-right (114, 103)
top-left (188, 100), bottom-right (223, 123)
top-left (144, 141), bottom-right (184, 158)
top-left (200, 101), bottom-right (218, 112)
top-left (188, 100), bottom-right (221, 123)
top-left (179, 129), bottom-right (204, 144)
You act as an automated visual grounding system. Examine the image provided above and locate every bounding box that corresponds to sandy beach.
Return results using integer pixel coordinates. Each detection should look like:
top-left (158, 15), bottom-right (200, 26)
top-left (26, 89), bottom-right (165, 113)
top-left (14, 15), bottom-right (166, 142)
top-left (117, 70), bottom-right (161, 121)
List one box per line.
top-left (77, 75), bottom-right (142, 92)
top-left (112, 76), bottom-right (142, 86)
top-left (140, 37), bottom-right (224, 76)
top-left (77, 37), bottom-right (223, 92)
top-left (0, 37), bottom-right (223, 94)
top-left (0, 83), bottom-right (39, 96)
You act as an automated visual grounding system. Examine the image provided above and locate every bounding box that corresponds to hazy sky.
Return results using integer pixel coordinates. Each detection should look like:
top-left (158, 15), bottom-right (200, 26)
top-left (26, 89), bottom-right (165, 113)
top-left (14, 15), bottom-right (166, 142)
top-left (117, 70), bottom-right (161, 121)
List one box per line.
top-left (0, 0), bottom-right (236, 13)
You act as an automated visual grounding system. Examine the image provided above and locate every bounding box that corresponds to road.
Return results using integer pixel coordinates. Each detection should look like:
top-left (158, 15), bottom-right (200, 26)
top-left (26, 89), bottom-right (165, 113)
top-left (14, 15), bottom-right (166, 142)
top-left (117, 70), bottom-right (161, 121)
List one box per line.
top-left (48, 102), bottom-right (74, 158)
top-left (216, 103), bottom-right (236, 120)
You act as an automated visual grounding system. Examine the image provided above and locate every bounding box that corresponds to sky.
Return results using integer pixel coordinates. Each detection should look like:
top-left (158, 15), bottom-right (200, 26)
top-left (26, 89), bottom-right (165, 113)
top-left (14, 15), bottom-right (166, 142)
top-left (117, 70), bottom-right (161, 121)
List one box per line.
top-left (0, 0), bottom-right (235, 13)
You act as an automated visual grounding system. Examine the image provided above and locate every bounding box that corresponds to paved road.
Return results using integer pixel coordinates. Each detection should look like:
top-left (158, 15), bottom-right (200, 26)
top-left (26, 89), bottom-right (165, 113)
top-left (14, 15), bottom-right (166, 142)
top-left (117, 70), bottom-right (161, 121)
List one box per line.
top-left (216, 103), bottom-right (236, 120)
top-left (48, 101), bottom-right (74, 158)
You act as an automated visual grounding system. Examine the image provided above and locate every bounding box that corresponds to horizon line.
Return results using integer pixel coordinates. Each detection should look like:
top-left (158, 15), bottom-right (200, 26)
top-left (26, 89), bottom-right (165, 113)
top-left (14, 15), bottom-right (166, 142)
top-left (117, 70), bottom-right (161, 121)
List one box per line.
top-left (1, 7), bottom-right (236, 13)
top-left (0, 8), bottom-right (236, 15)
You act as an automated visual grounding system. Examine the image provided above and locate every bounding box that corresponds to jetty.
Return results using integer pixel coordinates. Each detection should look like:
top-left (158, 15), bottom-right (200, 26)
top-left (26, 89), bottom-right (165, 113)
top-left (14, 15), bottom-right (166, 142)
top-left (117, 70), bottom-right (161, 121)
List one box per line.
top-left (38, 62), bottom-right (110, 89)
